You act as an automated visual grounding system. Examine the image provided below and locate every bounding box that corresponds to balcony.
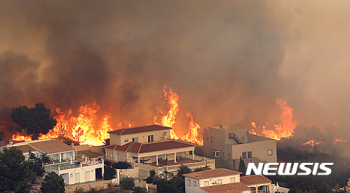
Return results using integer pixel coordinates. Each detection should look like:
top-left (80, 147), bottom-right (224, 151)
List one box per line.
top-left (134, 154), bottom-right (215, 173)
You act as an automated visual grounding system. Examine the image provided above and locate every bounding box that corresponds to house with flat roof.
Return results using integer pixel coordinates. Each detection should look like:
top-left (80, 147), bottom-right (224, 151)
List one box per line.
top-left (202, 125), bottom-right (277, 170)
top-left (183, 168), bottom-right (272, 193)
top-left (106, 125), bottom-right (215, 179)
top-left (1, 139), bottom-right (104, 185)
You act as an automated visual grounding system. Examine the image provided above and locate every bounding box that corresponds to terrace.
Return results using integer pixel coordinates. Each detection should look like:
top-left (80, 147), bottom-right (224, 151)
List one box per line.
top-left (134, 154), bottom-right (215, 174)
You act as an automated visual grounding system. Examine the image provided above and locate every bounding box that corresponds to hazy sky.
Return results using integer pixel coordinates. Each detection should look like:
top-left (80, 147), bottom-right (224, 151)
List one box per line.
top-left (1, 0), bottom-right (350, 138)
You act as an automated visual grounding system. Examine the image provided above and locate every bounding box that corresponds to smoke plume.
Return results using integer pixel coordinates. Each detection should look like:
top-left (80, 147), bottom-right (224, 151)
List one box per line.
top-left (1, 0), bottom-right (350, 139)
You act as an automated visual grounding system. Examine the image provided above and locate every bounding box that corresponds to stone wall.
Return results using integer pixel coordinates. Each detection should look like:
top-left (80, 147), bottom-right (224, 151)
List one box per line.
top-left (65, 179), bottom-right (118, 193)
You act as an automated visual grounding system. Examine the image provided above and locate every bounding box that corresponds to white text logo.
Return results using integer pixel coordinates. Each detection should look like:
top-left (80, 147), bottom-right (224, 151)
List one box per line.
top-left (245, 163), bottom-right (333, 176)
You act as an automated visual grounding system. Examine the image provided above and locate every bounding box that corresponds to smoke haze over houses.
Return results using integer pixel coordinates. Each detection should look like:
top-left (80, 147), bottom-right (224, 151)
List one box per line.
top-left (1, 0), bottom-right (350, 139)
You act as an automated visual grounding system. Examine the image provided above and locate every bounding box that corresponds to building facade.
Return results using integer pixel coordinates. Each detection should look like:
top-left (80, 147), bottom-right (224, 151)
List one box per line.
top-left (183, 168), bottom-right (272, 193)
top-left (105, 125), bottom-right (215, 179)
top-left (203, 125), bottom-right (277, 170)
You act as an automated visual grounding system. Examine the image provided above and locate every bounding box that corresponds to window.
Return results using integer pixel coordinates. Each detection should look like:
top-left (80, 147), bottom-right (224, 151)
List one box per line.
top-left (193, 181), bottom-right (197, 186)
top-left (111, 153), bottom-right (113, 158)
top-left (228, 153), bottom-right (232, 160)
top-left (124, 138), bottom-right (129, 143)
top-left (204, 181), bottom-right (209, 187)
top-left (267, 149), bottom-right (273, 156)
top-left (248, 151), bottom-right (252, 158)
top-left (230, 177), bottom-right (235, 183)
top-left (211, 136), bottom-right (214, 142)
top-left (132, 137), bottom-right (139, 142)
top-left (148, 135), bottom-right (154, 142)
top-left (242, 152), bottom-right (247, 159)
top-left (217, 179), bottom-right (222, 184)
top-left (187, 179), bottom-right (191, 186)
top-left (215, 151), bottom-right (220, 157)
top-left (223, 152), bottom-right (225, 158)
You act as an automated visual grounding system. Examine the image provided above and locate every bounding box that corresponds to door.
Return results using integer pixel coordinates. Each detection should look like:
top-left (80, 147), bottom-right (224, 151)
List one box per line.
top-left (74, 173), bottom-right (80, 184)
top-left (85, 171), bottom-right (90, 182)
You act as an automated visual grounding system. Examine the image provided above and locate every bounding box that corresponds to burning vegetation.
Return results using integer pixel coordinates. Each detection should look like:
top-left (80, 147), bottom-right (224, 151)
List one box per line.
top-left (10, 84), bottom-right (348, 148)
top-left (11, 85), bottom-right (204, 146)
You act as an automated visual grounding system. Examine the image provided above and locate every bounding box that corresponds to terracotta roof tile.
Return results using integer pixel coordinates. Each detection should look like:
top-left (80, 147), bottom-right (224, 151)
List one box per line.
top-left (240, 175), bottom-right (271, 186)
top-left (201, 182), bottom-right (250, 193)
top-left (11, 145), bottom-right (36, 153)
top-left (183, 168), bottom-right (241, 179)
top-left (107, 140), bottom-right (194, 154)
top-left (108, 125), bottom-right (171, 136)
top-left (28, 139), bottom-right (75, 154)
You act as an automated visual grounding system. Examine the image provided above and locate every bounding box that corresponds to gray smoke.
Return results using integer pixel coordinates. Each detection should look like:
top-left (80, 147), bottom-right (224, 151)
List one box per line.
top-left (0, 0), bottom-right (349, 139)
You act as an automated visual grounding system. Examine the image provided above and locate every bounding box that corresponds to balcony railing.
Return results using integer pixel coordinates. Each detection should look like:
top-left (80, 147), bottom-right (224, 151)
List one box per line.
top-left (44, 160), bottom-right (103, 171)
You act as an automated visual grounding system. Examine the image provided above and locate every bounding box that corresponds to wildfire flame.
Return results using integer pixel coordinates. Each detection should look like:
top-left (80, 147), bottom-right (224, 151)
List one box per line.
top-left (154, 85), bottom-right (203, 146)
top-left (12, 102), bottom-right (112, 146)
top-left (154, 85), bottom-right (180, 140)
top-left (333, 137), bottom-right (346, 144)
top-left (303, 139), bottom-right (324, 147)
top-left (12, 85), bottom-right (203, 146)
top-left (181, 111), bottom-right (203, 146)
top-left (249, 99), bottom-right (296, 140)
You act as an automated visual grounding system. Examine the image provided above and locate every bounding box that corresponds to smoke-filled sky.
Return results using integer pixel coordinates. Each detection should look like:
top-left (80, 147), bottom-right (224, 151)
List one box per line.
top-left (1, 0), bottom-right (350, 138)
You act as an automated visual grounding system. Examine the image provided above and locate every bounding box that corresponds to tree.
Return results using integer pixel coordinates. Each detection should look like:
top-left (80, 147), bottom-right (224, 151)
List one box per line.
top-left (112, 161), bottom-right (132, 169)
top-left (103, 166), bottom-right (116, 180)
top-left (28, 152), bottom-right (52, 183)
top-left (133, 186), bottom-right (149, 193)
top-left (11, 103), bottom-right (57, 140)
top-left (0, 147), bottom-right (34, 192)
top-left (41, 172), bottom-right (65, 193)
top-left (0, 131), bottom-right (4, 141)
top-left (194, 165), bottom-right (210, 172)
top-left (238, 157), bottom-right (246, 175)
top-left (176, 165), bottom-right (191, 178)
top-left (157, 179), bottom-right (181, 193)
top-left (120, 177), bottom-right (135, 190)
top-left (73, 187), bottom-right (84, 193)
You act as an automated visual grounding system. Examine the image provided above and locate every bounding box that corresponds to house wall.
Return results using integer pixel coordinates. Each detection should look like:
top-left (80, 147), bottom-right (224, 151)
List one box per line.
top-left (54, 163), bottom-right (104, 185)
top-left (207, 127), bottom-right (226, 156)
top-left (185, 174), bottom-right (240, 193)
top-left (110, 129), bottom-right (171, 146)
top-left (225, 129), bottom-right (248, 145)
top-left (185, 178), bottom-right (205, 193)
top-left (48, 150), bottom-right (75, 162)
top-left (105, 148), bottom-right (128, 162)
top-left (198, 175), bottom-right (240, 187)
top-left (120, 167), bottom-right (139, 178)
top-left (231, 140), bottom-right (277, 163)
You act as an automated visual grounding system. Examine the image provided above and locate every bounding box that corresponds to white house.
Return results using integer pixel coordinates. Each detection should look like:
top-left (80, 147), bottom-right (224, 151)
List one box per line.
top-left (105, 125), bottom-right (216, 179)
top-left (203, 125), bottom-right (277, 170)
top-left (1, 139), bottom-right (104, 185)
top-left (183, 168), bottom-right (272, 193)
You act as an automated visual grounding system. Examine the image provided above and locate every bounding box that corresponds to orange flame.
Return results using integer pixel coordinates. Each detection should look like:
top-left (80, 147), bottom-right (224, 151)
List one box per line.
top-left (12, 102), bottom-right (112, 146)
top-left (154, 85), bottom-right (180, 140)
top-left (11, 130), bottom-right (33, 142)
top-left (303, 139), bottom-right (324, 147)
top-left (154, 85), bottom-right (203, 145)
top-left (333, 137), bottom-right (346, 144)
top-left (181, 111), bottom-right (203, 146)
top-left (249, 99), bottom-right (296, 140)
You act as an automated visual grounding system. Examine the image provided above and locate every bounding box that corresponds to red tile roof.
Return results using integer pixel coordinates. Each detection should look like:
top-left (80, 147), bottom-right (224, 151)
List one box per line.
top-left (183, 168), bottom-right (241, 179)
top-left (108, 124), bottom-right (172, 136)
top-left (240, 175), bottom-right (271, 186)
top-left (105, 140), bottom-right (194, 154)
top-left (201, 182), bottom-right (250, 193)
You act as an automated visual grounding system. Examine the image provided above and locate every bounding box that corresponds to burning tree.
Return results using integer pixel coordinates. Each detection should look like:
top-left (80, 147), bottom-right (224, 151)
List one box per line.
top-left (11, 103), bottom-right (57, 140)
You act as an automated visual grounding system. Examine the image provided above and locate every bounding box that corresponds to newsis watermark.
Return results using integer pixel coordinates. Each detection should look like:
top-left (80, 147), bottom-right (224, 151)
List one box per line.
top-left (245, 163), bottom-right (334, 176)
